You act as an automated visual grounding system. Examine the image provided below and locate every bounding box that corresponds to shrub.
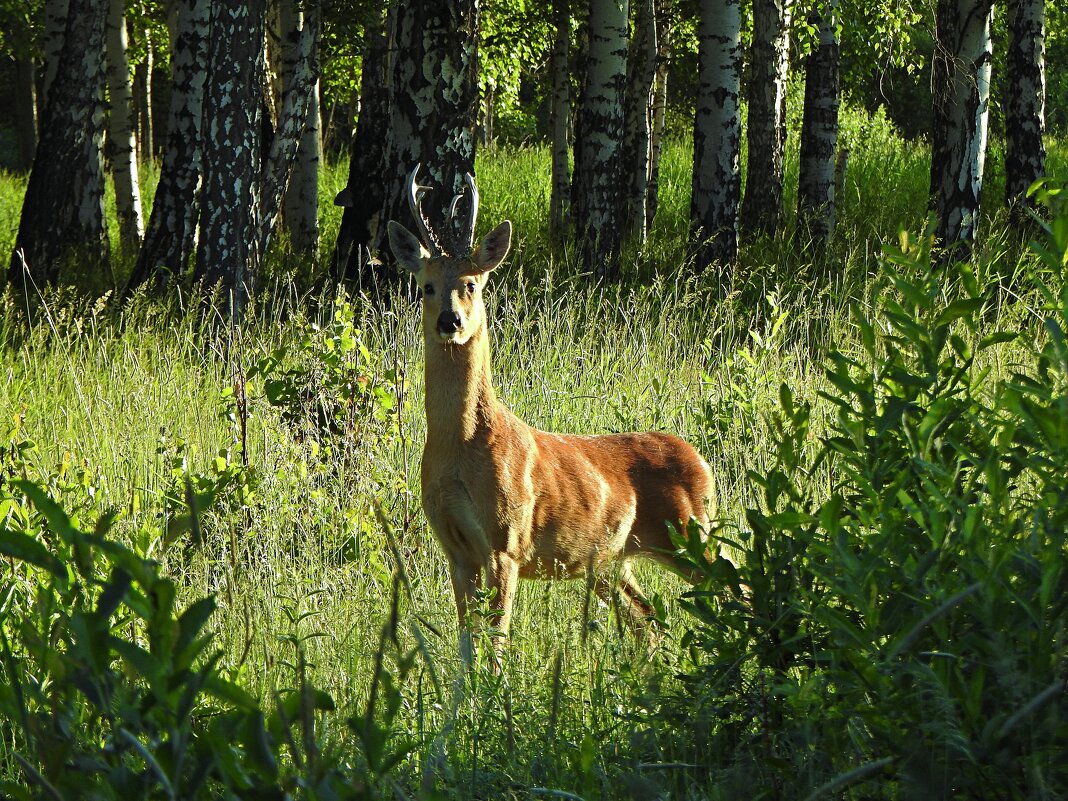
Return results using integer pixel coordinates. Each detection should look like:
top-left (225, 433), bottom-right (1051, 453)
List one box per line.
top-left (669, 189), bottom-right (1068, 800)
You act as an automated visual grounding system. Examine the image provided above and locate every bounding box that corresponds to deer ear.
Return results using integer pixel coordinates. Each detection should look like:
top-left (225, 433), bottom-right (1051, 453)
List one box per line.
top-left (472, 221), bottom-right (512, 273)
top-left (388, 221), bottom-right (429, 274)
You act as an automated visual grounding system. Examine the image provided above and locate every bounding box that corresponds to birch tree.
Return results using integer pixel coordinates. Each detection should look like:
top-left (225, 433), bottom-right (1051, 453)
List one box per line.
top-left (257, 4), bottom-right (319, 261)
top-left (645, 0), bottom-right (671, 232)
top-left (379, 0), bottom-right (480, 268)
top-left (797, 0), bottom-right (840, 246)
top-left (691, 0), bottom-right (742, 270)
top-left (620, 0), bottom-right (657, 244)
top-left (1005, 0), bottom-right (1046, 215)
top-left (572, 0), bottom-right (629, 280)
top-left (9, 0), bottom-right (109, 288)
top-left (929, 0), bottom-right (994, 250)
top-left (127, 0), bottom-right (208, 290)
top-left (194, 0), bottom-right (265, 324)
top-left (548, 0), bottom-right (571, 241)
top-left (279, 0), bottom-right (320, 256)
top-left (39, 0), bottom-right (69, 113)
top-left (106, 0), bottom-right (144, 250)
top-left (739, 0), bottom-right (791, 237)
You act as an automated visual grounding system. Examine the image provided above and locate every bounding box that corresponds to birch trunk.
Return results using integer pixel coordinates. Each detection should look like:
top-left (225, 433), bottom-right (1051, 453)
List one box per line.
top-left (128, 0), bottom-right (209, 290)
top-left (134, 30), bottom-right (154, 162)
top-left (691, 0), bottom-right (742, 270)
top-left (380, 0), bottom-right (480, 259)
top-left (257, 5), bottom-right (319, 260)
top-left (39, 0), bottom-right (70, 114)
top-left (620, 0), bottom-right (657, 245)
top-left (739, 0), bottom-right (791, 237)
top-left (333, 8), bottom-right (390, 283)
top-left (548, 0), bottom-right (571, 241)
top-left (194, 0), bottom-right (265, 325)
top-left (796, 0), bottom-right (840, 246)
top-left (14, 56), bottom-right (37, 170)
top-left (1005, 0), bottom-right (1046, 214)
top-left (9, 0), bottom-right (109, 288)
top-left (645, 0), bottom-right (671, 232)
top-left (279, 0), bottom-right (320, 256)
top-left (930, 0), bottom-right (994, 250)
top-left (106, 0), bottom-right (144, 249)
top-left (572, 0), bottom-right (629, 281)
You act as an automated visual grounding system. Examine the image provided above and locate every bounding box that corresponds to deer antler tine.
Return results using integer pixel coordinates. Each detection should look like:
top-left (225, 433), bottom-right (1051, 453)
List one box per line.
top-left (463, 172), bottom-right (479, 251)
top-left (406, 164), bottom-right (440, 255)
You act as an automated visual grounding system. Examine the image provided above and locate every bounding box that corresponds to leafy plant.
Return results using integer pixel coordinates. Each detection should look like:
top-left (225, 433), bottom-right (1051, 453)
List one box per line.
top-left (670, 193), bottom-right (1068, 799)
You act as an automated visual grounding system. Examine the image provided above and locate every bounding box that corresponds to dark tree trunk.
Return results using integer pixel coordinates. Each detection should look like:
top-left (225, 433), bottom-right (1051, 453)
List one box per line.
top-left (548, 0), bottom-right (571, 243)
top-left (691, 0), bottom-right (742, 270)
top-left (193, 0), bottom-right (266, 325)
top-left (379, 0), bottom-right (480, 262)
top-left (127, 0), bottom-right (209, 291)
top-left (572, 0), bottom-right (629, 281)
top-left (13, 55), bottom-right (38, 170)
top-left (1005, 0), bottom-right (1046, 216)
top-left (9, 0), bottom-right (109, 289)
top-left (620, 0), bottom-right (657, 245)
top-left (930, 0), bottom-right (994, 251)
top-left (739, 0), bottom-right (791, 237)
top-left (796, 1), bottom-right (840, 247)
top-left (333, 7), bottom-right (392, 284)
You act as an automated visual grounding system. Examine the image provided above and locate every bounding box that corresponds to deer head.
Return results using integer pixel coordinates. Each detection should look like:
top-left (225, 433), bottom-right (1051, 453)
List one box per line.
top-left (388, 165), bottom-right (511, 346)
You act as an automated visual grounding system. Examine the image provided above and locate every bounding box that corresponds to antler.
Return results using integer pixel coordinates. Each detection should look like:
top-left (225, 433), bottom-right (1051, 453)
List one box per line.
top-left (407, 165), bottom-right (480, 256)
top-left (406, 164), bottom-right (443, 256)
top-left (448, 172), bottom-right (480, 254)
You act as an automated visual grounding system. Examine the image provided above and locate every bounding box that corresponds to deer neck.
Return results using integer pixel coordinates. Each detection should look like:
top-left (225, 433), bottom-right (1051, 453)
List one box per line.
top-left (424, 323), bottom-right (499, 442)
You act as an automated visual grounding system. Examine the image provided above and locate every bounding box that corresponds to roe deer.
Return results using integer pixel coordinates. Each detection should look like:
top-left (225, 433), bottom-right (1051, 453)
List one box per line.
top-left (388, 166), bottom-right (716, 661)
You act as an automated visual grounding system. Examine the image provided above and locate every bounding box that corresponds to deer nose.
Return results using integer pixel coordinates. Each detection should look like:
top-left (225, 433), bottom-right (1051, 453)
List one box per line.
top-left (437, 311), bottom-right (462, 334)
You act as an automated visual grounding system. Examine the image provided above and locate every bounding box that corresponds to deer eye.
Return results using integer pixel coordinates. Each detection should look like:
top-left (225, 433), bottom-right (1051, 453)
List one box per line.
top-left (465, 281), bottom-right (477, 294)
top-left (423, 283), bottom-right (435, 297)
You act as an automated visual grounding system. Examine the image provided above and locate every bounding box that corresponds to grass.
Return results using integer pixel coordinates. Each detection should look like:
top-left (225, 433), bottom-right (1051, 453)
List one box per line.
top-left (1, 101), bottom-right (1066, 798)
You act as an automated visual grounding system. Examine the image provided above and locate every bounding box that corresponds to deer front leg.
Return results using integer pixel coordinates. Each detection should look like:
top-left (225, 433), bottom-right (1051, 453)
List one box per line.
top-left (449, 560), bottom-right (481, 664)
top-left (486, 551), bottom-right (520, 669)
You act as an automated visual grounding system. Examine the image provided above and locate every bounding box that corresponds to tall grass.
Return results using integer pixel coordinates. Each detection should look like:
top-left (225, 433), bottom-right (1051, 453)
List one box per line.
top-left (1, 102), bottom-right (1066, 798)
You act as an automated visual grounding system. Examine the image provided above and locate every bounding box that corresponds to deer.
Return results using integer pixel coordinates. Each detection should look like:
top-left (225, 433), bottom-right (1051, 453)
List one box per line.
top-left (387, 165), bottom-right (717, 664)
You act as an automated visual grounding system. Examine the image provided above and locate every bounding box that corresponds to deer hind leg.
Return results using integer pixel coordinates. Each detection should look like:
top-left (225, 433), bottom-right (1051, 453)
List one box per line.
top-left (594, 562), bottom-right (660, 652)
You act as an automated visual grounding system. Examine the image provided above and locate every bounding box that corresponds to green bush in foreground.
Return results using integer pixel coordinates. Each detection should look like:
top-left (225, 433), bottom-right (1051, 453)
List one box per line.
top-left (670, 187), bottom-right (1068, 799)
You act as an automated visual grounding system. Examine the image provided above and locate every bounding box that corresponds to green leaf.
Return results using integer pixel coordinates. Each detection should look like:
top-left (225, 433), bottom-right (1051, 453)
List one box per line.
top-left (13, 480), bottom-right (80, 544)
top-left (0, 528), bottom-right (66, 579)
top-left (935, 298), bottom-right (984, 328)
top-left (204, 675), bottom-right (260, 710)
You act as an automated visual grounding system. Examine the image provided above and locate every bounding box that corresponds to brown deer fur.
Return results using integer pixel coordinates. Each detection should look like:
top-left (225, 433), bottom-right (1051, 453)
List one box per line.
top-left (388, 171), bottom-right (715, 661)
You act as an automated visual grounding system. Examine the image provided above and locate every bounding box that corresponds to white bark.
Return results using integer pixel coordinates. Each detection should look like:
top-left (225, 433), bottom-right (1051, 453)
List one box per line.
top-left (40, 0), bottom-right (70, 114)
top-left (572, 0), bottom-right (629, 280)
top-left (128, 0), bottom-right (209, 288)
top-left (740, 0), bottom-right (791, 237)
top-left (691, 0), bottom-right (742, 269)
top-left (279, 0), bottom-right (320, 256)
top-left (1005, 0), bottom-right (1046, 211)
top-left (106, 0), bottom-right (144, 249)
top-left (930, 0), bottom-right (994, 248)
